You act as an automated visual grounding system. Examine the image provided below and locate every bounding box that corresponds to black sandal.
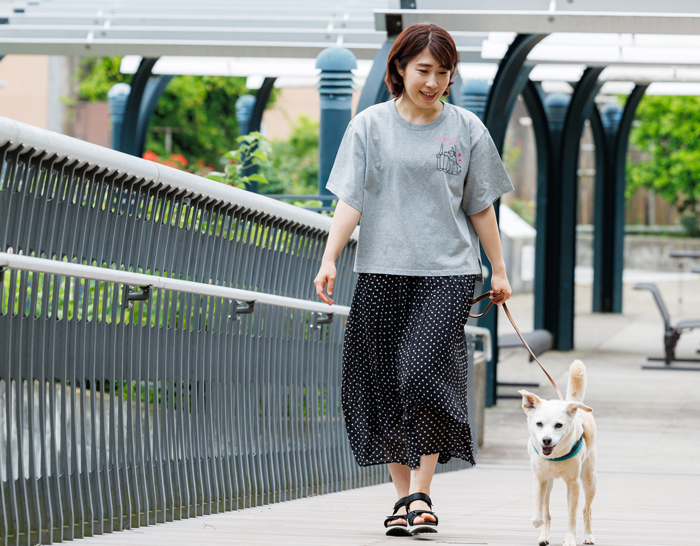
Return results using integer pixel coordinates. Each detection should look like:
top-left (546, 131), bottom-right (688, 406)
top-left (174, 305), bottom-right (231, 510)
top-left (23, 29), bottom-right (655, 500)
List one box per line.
top-left (406, 492), bottom-right (439, 535)
top-left (384, 496), bottom-right (411, 536)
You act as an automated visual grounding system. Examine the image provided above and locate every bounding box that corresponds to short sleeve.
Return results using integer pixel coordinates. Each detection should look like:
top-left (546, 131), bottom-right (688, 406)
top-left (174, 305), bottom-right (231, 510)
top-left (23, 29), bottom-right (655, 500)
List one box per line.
top-left (325, 121), bottom-right (366, 213)
top-left (461, 129), bottom-right (514, 216)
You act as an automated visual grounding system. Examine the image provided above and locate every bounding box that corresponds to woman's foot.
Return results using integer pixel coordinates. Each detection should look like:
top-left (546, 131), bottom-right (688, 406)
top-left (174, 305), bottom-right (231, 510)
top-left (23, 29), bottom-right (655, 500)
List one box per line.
top-left (408, 498), bottom-right (436, 524)
top-left (384, 497), bottom-right (411, 536)
top-left (406, 492), bottom-right (439, 535)
top-left (387, 504), bottom-right (407, 526)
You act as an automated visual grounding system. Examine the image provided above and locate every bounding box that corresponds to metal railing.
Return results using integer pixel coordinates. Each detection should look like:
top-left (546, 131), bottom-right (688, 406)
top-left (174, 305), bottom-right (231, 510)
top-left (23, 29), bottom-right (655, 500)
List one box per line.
top-left (0, 117), bottom-right (472, 546)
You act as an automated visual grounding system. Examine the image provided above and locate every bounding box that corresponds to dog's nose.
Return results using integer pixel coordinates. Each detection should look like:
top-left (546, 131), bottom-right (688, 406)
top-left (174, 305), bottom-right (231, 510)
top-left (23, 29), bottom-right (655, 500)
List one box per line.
top-left (542, 437), bottom-right (552, 446)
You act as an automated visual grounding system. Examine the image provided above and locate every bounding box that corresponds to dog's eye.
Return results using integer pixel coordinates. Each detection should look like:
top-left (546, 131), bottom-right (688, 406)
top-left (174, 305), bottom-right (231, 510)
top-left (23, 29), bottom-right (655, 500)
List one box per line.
top-left (554, 423), bottom-right (563, 429)
top-left (536, 422), bottom-right (543, 428)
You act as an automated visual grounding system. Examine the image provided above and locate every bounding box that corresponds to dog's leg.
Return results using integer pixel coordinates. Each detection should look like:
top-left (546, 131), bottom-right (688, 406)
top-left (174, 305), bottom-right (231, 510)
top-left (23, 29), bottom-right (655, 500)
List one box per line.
top-left (563, 478), bottom-right (581, 546)
top-left (581, 456), bottom-right (596, 544)
top-left (531, 475), bottom-right (547, 531)
top-left (537, 479), bottom-right (553, 546)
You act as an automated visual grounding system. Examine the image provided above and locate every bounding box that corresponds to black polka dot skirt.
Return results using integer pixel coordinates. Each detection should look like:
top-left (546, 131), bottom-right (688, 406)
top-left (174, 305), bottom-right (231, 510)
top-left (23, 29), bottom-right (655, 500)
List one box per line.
top-left (341, 273), bottom-right (477, 470)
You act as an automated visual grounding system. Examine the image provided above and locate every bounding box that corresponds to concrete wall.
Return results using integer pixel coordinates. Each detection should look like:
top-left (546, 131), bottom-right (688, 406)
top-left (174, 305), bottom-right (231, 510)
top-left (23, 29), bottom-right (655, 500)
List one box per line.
top-left (577, 233), bottom-right (700, 272)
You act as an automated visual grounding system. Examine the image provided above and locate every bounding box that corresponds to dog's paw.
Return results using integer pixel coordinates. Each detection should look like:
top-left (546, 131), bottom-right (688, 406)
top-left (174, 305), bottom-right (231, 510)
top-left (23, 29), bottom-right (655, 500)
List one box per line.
top-left (538, 535), bottom-right (549, 546)
top-left (584, 533), bottom-right (595, 544)
top-left (562, 534), bottom-right (577, 546)
top-left (531, 516), bottom-right (544, 528)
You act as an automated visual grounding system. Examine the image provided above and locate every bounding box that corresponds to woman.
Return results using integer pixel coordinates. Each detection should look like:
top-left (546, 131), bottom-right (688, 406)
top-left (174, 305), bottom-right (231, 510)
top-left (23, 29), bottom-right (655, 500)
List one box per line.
top-left (313, 23), bottom-right (513, 536)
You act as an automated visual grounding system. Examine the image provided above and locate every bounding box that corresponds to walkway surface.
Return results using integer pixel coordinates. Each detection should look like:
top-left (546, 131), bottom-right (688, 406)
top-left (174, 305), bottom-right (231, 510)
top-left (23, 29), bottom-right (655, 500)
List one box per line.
top-left (77, 276), bottom-right (700, 546)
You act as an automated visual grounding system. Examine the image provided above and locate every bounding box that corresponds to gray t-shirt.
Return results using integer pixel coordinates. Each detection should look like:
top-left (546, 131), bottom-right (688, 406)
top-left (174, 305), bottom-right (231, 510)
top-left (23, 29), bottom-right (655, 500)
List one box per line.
top-left (325, 98), bottom-right (513, 279)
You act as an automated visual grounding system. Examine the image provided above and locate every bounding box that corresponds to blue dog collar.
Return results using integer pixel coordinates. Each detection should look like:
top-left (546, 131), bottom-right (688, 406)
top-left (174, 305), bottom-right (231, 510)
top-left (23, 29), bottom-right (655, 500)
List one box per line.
top-left (532, 434), bottom-right (584, 461)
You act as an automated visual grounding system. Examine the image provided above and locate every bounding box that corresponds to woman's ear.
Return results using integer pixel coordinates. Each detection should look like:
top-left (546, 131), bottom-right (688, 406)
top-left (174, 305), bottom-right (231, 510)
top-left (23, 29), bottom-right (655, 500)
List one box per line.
top-left (394, 59), bottom-right (403, 78)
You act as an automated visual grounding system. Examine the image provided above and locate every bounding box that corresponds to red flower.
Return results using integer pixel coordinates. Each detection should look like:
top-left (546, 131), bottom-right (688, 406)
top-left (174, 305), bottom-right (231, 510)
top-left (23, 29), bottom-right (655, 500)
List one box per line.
top-left (170, 154), bottom-right (188, 167)
top-left (143, 150), bottom-right (159, 161)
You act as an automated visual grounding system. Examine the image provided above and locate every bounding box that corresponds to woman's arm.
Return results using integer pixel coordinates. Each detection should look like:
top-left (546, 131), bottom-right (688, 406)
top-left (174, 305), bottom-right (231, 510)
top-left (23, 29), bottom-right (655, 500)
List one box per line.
top-left (469, 204), bottom-right (512, 305)
top-left (314, 199), bottom-right (362, 306)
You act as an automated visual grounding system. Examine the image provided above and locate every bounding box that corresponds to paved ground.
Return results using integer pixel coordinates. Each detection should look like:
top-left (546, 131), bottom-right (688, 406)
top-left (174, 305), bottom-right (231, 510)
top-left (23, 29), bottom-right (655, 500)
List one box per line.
top-left (77, 275), bottom-right (700, 546)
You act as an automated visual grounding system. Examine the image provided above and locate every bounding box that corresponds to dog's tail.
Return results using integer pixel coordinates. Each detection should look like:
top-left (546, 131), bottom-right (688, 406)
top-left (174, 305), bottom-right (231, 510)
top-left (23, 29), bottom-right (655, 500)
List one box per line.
top-left (566, 360), bottom-right (586, 402)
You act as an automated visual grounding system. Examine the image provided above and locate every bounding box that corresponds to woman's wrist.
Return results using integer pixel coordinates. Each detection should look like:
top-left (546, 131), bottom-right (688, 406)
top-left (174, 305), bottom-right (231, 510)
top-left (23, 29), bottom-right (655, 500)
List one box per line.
top-left (491, 262), bottom-right (507, 276)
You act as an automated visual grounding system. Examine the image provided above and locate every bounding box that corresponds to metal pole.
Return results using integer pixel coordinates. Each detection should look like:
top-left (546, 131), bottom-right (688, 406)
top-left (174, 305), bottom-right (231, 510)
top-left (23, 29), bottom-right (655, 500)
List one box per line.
top-left (107, 83), bottom-right (131, 151)
top-left (316, 48), bottom-right (356, 198)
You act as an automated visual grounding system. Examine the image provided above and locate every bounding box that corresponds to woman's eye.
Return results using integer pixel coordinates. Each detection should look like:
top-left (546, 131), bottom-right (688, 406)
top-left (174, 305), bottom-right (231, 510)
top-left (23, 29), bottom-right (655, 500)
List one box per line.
top-left (417, 70), bottom-right (427, 73)
top-left (536, 422), bottom-right (543, 428)
top-left (554, 423), bottom-right (563, 429)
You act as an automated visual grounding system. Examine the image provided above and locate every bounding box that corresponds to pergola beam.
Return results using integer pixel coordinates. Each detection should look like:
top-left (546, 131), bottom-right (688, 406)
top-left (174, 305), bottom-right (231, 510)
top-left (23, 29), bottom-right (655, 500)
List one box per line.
top-left (375, 9), bottom-right (700, 35)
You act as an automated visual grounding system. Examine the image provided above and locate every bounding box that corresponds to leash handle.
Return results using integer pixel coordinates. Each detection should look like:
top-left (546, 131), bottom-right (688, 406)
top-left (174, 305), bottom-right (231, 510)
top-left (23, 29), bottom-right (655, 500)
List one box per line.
top-left (469, 291), bottom-right (565, 401)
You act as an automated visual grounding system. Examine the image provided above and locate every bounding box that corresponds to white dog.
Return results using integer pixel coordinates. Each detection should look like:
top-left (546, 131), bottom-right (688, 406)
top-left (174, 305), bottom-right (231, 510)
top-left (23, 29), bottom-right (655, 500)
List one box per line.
top-left (519, 360), bottom-right (596, 546)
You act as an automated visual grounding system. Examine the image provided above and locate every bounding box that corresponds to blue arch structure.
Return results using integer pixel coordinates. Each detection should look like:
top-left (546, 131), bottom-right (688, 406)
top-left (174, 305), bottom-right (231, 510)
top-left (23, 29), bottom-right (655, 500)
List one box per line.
top-left (553, 67), bottom-right (605, 350)
top-left (522, 80), bottom-right (556, 332)
top-left (479, 33), bottom-right (546, 406)
top-left (119, 57), bottom-right (173, 157)
top-left (591, 84), bottom-right (648, 313)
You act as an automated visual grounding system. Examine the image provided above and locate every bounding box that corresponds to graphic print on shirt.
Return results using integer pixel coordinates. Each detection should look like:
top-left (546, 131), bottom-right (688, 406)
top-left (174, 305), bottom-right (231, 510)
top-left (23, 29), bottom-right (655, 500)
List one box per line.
top-left (436, 143), bottom-right (462, 175)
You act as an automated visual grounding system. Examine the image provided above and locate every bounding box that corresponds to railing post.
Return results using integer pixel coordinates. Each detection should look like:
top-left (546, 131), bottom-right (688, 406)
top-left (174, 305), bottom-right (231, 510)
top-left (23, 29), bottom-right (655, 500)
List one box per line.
top-left (107, 83), bottom-right (131, 151)
top-left (316, 47), bottom-right (357, 198)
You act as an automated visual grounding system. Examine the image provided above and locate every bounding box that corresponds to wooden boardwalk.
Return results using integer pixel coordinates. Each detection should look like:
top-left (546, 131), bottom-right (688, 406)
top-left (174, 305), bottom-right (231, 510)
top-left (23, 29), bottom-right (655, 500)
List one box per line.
top-left (76, 279), bottom-right (700, 546)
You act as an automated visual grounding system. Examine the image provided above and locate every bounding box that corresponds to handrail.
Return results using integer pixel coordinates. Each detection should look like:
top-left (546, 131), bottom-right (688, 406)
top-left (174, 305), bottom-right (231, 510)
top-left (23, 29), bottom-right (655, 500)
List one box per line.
top-left (464, 324), bottom-right (492, 362)
top-left (0, 251), bottom-right (350, 316)
top-left (0, 116), bottom-right (359, 242)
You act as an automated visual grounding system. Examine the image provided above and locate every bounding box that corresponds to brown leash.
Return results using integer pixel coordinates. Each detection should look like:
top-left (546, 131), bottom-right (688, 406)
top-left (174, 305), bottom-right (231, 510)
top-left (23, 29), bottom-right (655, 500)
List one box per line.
top-left (469, 291), bottom-right (564, 401)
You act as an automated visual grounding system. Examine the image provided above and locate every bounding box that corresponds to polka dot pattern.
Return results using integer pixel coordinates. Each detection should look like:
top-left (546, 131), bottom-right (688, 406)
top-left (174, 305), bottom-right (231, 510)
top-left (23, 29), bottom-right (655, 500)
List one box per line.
top-left (341, 273), bottom-right (477, 470)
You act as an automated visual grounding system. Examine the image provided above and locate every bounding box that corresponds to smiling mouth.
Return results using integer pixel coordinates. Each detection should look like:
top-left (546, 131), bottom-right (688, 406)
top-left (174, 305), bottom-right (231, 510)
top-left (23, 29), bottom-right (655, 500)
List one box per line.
top-left (542, 445), bottom-right (555, 456)
top-left (420, 91), bottom-right (437, 99)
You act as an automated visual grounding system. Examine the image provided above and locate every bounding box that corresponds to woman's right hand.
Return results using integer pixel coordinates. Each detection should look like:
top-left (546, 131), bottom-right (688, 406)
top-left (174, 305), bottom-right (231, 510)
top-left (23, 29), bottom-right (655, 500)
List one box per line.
top-left (314, 260), bottom-right (337, 306)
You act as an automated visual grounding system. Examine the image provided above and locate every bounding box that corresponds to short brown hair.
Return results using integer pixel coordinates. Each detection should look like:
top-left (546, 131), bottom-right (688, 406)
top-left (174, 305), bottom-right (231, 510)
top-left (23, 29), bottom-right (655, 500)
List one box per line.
top-left (385, 23), bottom-right (459, 98)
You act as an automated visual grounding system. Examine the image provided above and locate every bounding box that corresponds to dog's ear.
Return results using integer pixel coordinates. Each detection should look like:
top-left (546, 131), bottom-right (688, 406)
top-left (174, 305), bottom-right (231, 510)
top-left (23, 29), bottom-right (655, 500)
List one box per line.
top-left (518, 390), bottom-right (542, 415)
top-left (566, 402), bottom-right (593, 415)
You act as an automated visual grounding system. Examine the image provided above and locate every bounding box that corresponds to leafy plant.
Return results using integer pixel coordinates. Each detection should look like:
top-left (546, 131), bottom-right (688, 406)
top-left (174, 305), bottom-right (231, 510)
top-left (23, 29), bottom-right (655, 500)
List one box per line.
top-left (206, 132), bottom-right (271, 190)
top-left (627, 95), bottom-right (700, 222)
top-left (259, 115), bottom-right (320, 197)
top-left (680, 214), bottom-right (700, 237)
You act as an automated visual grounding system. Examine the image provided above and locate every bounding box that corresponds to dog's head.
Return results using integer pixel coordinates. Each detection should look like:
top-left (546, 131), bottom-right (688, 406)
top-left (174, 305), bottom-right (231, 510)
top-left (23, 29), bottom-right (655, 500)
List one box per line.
top-left (518, 390), bottom-right (592, 457)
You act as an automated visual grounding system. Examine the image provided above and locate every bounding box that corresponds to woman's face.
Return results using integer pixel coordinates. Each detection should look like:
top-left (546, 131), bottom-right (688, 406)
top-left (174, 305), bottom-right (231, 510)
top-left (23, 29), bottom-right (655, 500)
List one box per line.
top-left (396, 47), bottom-right (451, 110)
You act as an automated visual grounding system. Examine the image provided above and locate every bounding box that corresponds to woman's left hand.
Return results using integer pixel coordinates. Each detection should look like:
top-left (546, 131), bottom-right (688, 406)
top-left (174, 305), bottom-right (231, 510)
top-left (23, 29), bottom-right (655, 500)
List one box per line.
top-left (489, 272), bottom-right (512, 306)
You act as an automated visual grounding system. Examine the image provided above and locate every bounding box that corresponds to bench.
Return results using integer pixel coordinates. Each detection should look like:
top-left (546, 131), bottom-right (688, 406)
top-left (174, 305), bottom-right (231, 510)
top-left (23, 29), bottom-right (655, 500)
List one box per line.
top-left (497, 329), bottom-right (554, 398)
top-left (634, 283), bottom-right (700, 370)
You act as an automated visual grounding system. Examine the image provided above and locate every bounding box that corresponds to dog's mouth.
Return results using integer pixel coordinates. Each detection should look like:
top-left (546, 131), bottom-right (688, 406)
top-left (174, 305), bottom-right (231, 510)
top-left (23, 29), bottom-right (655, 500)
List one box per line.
top-left (541, 445), bottom-right (555, 456)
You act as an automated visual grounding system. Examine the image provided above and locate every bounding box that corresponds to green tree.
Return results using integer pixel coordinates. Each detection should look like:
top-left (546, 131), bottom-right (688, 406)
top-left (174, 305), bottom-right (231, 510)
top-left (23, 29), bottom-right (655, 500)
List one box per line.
top-left (627, 95), bottom-right (700, 222)
top-left (75, 57), bottom-right (130, 101)
top-left (259, 115), bottom-right (320, 197)
top-left (74, 57), bottom-right (268, 166)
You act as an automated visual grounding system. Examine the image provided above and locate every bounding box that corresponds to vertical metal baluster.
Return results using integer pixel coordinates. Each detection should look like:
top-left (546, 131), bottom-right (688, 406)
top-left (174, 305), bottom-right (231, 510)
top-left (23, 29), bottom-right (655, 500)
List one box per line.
top-left (132, 182), bottom-right (151, 528)
top-left (7, 268), bottom-right (24, 546)
top-left (75, 167), bottom-right (98, 536)
top-left (0, 285), bottom-right (8, 545)
top-left (163, 195), bottom-right (182, 522)
top-left (35, 259), bottom-right (54, 544)
top-left (218, 209), bottom-right (239, 511)
top-left (115, 281), bottom-right (131, 531)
